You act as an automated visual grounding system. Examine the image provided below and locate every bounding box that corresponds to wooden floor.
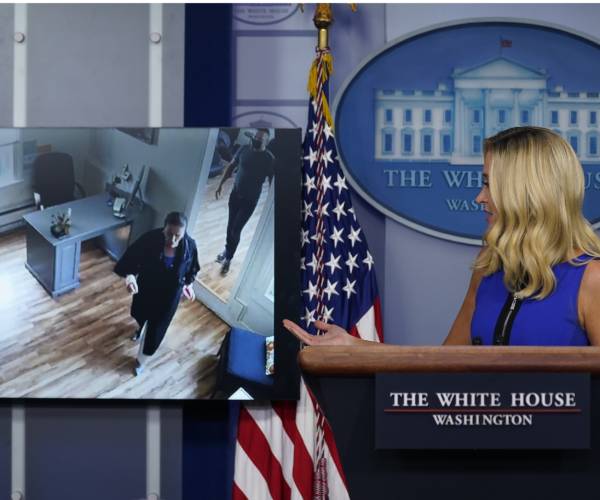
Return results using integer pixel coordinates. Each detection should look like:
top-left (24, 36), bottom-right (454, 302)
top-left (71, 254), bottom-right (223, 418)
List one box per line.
top-left (0, 229), bottom-right (229, 399)
top-left (192, 174), bottom-right (269, 301)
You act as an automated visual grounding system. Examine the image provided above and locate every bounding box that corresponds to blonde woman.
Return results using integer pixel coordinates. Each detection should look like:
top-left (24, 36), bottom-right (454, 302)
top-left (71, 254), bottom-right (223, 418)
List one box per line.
top-left (283, 127), bottom-right (600, 346)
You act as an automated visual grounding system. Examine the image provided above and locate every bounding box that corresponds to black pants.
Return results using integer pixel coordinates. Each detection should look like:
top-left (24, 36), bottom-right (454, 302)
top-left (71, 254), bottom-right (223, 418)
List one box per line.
top-left (225, 189), bottom-right (258, 260)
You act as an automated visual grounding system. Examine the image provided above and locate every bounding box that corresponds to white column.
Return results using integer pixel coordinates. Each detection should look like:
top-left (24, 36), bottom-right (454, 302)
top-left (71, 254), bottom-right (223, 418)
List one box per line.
top-left (149, 4), bottom-right (163, 127)
top-left (483, 89), bottom-right (491, 138)
top-left (11, 405), bottom-right (25, 500)
top-left (146, 405), bottom-right (161, 500)
top-left (512, 89), bottom-right (521, 126)
top-left (541, 90), bottom-right (548, 127)
top-left (460, 98), bottom-right (467, 155)
top-left (13, 4), bottom-right (27, 127)
top-left (453, 91), bottom-right (461, 155)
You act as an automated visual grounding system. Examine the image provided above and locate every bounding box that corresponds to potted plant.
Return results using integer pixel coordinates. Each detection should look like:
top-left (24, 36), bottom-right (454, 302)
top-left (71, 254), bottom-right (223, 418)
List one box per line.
top-left (50, 208), bottom-right (72, 238)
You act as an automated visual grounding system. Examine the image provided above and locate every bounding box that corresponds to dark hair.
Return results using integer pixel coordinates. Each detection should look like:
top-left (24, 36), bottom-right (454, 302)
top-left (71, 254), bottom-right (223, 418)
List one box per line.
top-left (164, 211), bottom-right (188, 228)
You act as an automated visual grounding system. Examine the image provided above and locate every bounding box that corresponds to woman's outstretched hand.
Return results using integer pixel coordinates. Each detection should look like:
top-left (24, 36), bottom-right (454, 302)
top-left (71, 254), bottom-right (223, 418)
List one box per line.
top-left (282, 319), bottom-right (364, 346)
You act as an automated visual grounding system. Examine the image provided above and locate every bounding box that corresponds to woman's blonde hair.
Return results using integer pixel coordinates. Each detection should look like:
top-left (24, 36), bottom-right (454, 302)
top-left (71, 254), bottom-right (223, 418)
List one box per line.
top-left (475, 126), bottom-right (600, 299)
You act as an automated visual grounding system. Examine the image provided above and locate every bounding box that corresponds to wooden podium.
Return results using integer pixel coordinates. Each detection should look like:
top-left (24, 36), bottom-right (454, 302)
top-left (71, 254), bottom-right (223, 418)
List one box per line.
top-left (300, 346), bottom-right (600, 500)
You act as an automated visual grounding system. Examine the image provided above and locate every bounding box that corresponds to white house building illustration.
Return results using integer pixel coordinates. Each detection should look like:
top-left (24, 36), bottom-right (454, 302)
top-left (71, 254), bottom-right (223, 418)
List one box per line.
top-left (375, 57), bottom-right (600, 164)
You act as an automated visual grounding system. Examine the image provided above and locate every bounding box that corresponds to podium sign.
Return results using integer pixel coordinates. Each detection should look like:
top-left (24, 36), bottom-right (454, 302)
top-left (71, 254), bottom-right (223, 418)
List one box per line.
top-left (375, 373), bottom-right (590, 449)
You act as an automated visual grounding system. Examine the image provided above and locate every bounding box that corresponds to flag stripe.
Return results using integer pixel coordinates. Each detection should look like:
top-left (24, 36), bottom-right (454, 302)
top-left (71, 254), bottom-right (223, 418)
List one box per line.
top-left (302, 382), bottom-right (348, 490)
top-left (232, 483), bottom-right (249, 500)
top-left (233, 440), bottom-right (273, 500)
top-left (237, 407), bottom-right (291, 500)
top-left (324, 442), bottom-right (350, 500)
top-left (293, 382), bottom-right (349, 499)
top-left (272, 401), bottom-right (314, 500)
top-left (246, 403), bottom-right (307, 500)
top-left (322, 418), bottom-right (348, 491)
top-left (355, 300), bottom-right (383, 342)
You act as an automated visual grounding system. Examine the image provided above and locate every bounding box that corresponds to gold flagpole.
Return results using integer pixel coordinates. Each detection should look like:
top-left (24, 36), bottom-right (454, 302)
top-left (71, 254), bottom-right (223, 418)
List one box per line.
top-left (299, 3), bottom-right (357, 49)
top-left (313, 4), bottom-right (333, 50)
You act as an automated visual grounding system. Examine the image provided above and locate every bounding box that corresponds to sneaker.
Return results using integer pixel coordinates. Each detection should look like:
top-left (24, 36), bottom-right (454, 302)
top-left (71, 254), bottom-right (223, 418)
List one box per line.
top-left (133, 360), bottom-right (144, 376)
top-left (220, 259), bottom-right (231, 276)
top-left (216, 251), bottom-right (226, 264)
top-left (131, 329), bottom-right (141, 342)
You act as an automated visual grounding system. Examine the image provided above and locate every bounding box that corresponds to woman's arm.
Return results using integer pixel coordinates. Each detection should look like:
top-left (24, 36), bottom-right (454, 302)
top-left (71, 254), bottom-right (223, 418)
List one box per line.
top-left (579, 260), bottom-right (600, 346)
top-left (443, 269), bottom-right (483, 345)
top-left (114, 230), bottom-right (152, 277)
top-left (285, 268), bottom-right (482, 347)
top-left (283, 319), bottom-right (373, 346)
top-left (184, 240), bottom-right (200, 285)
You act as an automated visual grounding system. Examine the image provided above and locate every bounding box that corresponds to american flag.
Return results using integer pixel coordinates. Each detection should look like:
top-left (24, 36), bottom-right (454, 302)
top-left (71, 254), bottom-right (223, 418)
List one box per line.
top-left (233, 48), bottom-right (383, 500)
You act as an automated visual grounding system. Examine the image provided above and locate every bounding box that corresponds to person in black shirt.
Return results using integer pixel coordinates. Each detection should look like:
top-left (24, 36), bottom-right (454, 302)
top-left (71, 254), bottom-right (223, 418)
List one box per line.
top-left (114, 212), bottom-right (200, 376)
top-left (215, 128), bottom-right (275, 275)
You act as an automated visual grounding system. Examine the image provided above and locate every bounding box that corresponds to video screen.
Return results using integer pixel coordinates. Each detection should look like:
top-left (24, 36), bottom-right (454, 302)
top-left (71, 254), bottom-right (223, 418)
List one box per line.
top-left (0, 127), bottom-right (301, 400)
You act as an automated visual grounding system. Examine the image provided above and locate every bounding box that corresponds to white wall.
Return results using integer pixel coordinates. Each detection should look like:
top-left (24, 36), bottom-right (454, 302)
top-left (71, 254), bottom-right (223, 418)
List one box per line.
top-left (86, 128), bottom-right (210, 230)
top-left (0, 129), bottom-right (92, 230)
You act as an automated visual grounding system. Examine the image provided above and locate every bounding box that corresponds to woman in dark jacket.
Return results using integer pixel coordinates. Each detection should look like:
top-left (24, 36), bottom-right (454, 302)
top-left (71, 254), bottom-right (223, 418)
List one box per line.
top-left (115, 212), bottom-right (200, 375)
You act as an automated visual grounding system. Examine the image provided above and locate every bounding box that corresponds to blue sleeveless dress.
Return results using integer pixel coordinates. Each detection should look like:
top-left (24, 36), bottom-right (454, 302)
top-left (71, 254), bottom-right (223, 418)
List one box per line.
top-left (471, 255), bottom-right (593, 346)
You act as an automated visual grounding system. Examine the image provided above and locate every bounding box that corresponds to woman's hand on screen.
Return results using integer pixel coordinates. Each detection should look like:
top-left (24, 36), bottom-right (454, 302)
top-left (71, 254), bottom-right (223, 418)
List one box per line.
top-left (183, 284), bottom-right (195, 301)
top-left (125, 274), bottom-right (138, 295)
top-left (282, 319), bottom-right (362, 346)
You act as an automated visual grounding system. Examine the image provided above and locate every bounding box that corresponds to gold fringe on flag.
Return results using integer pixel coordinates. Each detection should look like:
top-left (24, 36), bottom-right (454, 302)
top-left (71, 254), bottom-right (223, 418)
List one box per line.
top-left (307, 51), bottom-right (334, 128)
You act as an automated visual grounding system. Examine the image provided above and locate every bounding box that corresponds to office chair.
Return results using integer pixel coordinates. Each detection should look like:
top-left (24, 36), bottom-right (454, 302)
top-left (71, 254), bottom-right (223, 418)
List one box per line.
top-left (32, 152), bottom-right (86, 209)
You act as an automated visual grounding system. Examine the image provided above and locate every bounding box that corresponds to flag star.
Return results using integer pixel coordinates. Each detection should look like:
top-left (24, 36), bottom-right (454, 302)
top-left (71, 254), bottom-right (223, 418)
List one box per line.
top-left (321, 305), bottom-right (334, 323)
top-left (330, 226), bottom-right (344, 248)
top-left (348, 226), bottom-right (362, 248)
top-left (303, 280), bottom-right (318, 302)
top-left (301, 228), bottom-right (310, 247)
top-left (311, 99), bottom-right (318, 114)
top-left (317, 202), bottom-right (329, 217)
top-left (345, 252), bottom-right (359, 273)
top-left (348, 207), bottom-right (357, 220)
top-left (332, 200), bottom-right (347, 221)
top-left (302, 201), bottom-right (313, 221)
top-left (309, 120), bottom-right (319, 141)
top-left (321, 175), bottom-right (332, 193)
top-left (306, 253), bottom-right (319, 274)
top-left (300, 257), bottom-right (306, 270)
top-left (323, 280), bottom-right (339, 301)
top-left (323, 122), bottom-right (334, 141)
top-left (323, 148), bottom-right (334, 167)
top-left (342, 278), bottom-right (357, 299)
top-left (301, 307), bottom-right (316, 327)
top-left (311, 231), bottom-right (326, 247)
top-left (334, 174), bottom-right (348, 194)
top-left (304, 147), bottom-right (318, 168)
top-left (304, 174), bottom-right (316, 194)
top-left (363, 251), bottom-right (374, 271)
top-left (325, 253), bottom-right (341, 274)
